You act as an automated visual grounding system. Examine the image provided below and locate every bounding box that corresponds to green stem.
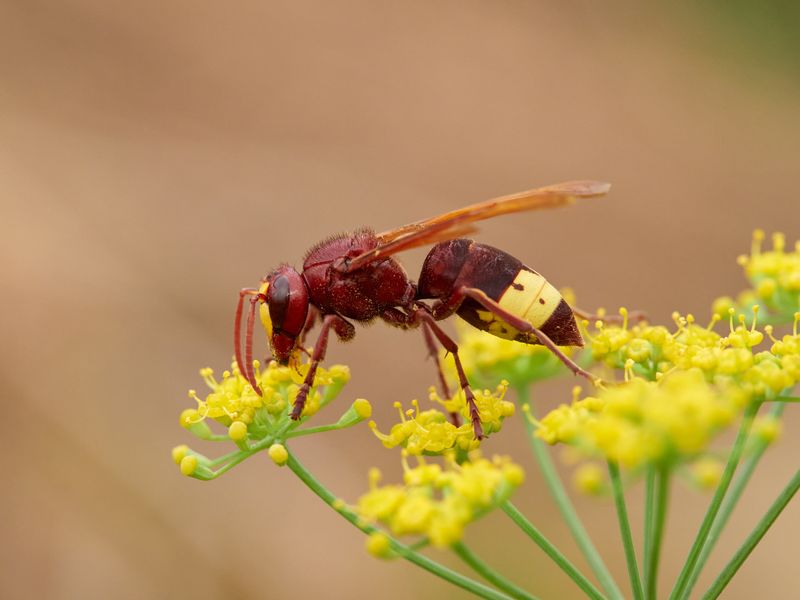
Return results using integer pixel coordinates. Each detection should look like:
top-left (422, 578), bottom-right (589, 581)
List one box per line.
top-left (285, 451), bottom-right (514, 600)
top-left (642, 468), bottom-right (656, 592)
top-left (771, 395), bottom-right (800, 402)
top-left (205, 448), bottom-right (243, 468)
top-left (452, 541), bottom-right (538, 600)
top-left (286, 423), bottom-right (346, 437)
top-left (501, 501), bottom-right (606, 600)
top-left (702, 469), bottom-right (800, 600)
top-left (516, 386), bottom-right (622, 600)
top-left (669, 402), bottom-right (760, 600)
top-left (646, 467), bottom-right (670, 600)
top-left (683, 401), bottom-right (786, 596)
top-left (608, 461), bottom-right (645, 600)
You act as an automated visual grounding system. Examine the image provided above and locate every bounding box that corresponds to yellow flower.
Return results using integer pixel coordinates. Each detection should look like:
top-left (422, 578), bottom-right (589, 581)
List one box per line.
top-left (740, 230), bottom-right (800, 293)
top-left (574, 463), bottom-right (605, 496)
top-left (719, 230), bottom-right (800, 319)
top-left (365, 532), bottom-right (392, 558)
top-left (432, 381), bottom-right (515, 436)
top-left (752, 415), bottom-right (782, 445)
top-left (181, 360), bottom-right (350, 439)
top-left (180, 455), bottom-right (198, 476)
top-left (536, 371), bottom-right (747, 470)
top-left (268, 443), bottom-right (289, 466)
top-left (585, 304), bottom-right (800, 401)
top-left (368, 383), bottom-right (513, 455)
top-left (174, 359), bottom-right (362, 479)
top-left (689, 457), bottom-right (723, 490)
top-left (356, 454), bottom-right (523, 549)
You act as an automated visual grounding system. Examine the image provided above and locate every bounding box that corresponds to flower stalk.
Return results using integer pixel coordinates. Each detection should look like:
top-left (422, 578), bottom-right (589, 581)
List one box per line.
top-left (645, 467), bottom-right (670, 600)
top-left (451, 541), bottom-right (538, 600)
top-left (682, 401), bottom-right (786, 596)
top-left (669, 402), bottom-right (760, 600)
top-left (517, 385), bottom-right (623, 600)
top-left (500, 501), bottom-right (606, 600)
top-left (286, 451), bottom-right (515, 600)
top-left (702, 468), bottom-right (800, 600)
top-left (608, 461), bottom-right (644, 600)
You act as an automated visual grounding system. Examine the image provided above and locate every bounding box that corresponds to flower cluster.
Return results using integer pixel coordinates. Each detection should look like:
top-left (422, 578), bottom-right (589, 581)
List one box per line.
top-left (368, 382), bottom-right (514, 455)
top-left (534, 232), bottom-right (799, 487)
top-left (535, 371), bottom-right (746, 470)
top-left (585, 308), bottom-right (800, 399)
top-left (173, 359), bottom-right (365, 479)
top-left (180, 360), bottom-right (350, 436)
top-left (356, 453), bottom-right (524, 549)
top-left (714, 230), bottom-right (800, 322)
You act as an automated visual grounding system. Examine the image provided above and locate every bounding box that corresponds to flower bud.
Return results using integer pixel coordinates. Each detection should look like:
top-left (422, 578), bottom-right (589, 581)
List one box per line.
top-left (268, 443), bottom-right (289, 466)
top-left (365, 532), bottom-right (392, 558)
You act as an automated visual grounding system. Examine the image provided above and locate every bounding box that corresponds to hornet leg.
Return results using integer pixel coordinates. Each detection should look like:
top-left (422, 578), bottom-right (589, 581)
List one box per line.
top-left (290, 314), bottom-right (355, 420)
top-left (420, 322), bottom-right (461, 426)
top-left (440, 287), bottom-right (601, 386)
top-left (235, 288), bottom-right (266, 394)
top-left (380, 307), bottom-right (463, 429)
top-left (412, 309), bottom-right (484, 440)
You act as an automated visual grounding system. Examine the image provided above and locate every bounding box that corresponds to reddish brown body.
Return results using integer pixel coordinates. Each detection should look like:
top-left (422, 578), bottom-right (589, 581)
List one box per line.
top-left (417, 239), bottom-right (582, 346)
top-left (302, 230), bottom-right (416, 321)
top-left (234, 180), bottom-right (612, 439)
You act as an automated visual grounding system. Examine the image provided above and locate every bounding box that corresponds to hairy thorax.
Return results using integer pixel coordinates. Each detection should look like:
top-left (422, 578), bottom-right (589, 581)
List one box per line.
top-left (302, 229), bottom-right (416, 321)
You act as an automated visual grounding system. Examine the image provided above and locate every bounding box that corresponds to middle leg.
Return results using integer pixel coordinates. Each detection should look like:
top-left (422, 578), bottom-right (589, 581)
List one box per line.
top-left (380, 307), bottom-right (471, 433)
top-left (412, 309), bottom-right (484, 440)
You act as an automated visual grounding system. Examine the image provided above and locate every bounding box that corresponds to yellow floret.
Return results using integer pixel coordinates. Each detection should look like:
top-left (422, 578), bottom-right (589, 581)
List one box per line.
top-left (180, 455), bottom-right (198, 476)
top-left (268, 443), bottom-right (289, 466)
top-left (365, 532), bottom-right (392, 558)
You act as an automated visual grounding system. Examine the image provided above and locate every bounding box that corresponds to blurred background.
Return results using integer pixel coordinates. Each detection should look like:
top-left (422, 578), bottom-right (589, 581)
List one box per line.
top-left (1, 1), bottom-right (798, 598)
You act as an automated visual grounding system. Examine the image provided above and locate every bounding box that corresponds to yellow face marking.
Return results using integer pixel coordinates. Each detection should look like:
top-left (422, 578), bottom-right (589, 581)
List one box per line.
top-left (258, 281), bottom-right (273, 339)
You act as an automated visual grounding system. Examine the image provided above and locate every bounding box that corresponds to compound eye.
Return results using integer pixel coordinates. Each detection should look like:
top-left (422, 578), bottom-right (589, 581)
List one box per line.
top-left (266, 268), bottom-right (310, 341)
top-left (267, 275), bottom-right (291, 332)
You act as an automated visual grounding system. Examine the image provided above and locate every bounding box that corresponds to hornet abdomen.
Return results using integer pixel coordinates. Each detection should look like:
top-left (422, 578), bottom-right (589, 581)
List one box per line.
top-left (418, 240), bottom-right (583, 347)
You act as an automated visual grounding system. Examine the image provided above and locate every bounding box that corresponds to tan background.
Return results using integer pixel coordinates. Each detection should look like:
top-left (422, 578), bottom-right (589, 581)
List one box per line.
top-left (1, 1), bottom-right (798, 599)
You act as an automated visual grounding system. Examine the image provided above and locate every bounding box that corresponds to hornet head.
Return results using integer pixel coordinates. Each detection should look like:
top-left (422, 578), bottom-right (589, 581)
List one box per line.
top-left (260, 265), bottom-right (310, 365)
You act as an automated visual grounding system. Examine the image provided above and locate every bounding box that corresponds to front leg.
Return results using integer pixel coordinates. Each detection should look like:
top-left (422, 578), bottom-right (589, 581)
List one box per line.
top-left (290, 314), bottom-right (355, 420)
